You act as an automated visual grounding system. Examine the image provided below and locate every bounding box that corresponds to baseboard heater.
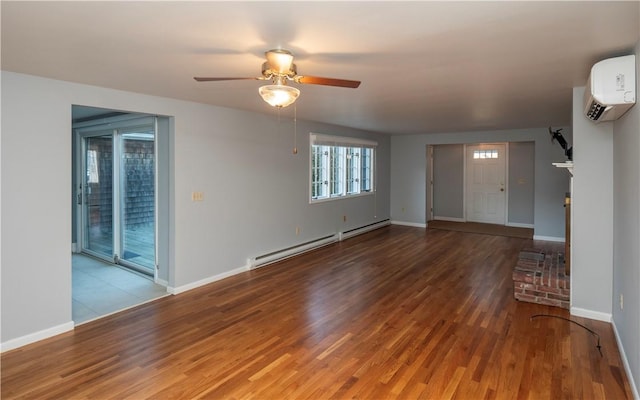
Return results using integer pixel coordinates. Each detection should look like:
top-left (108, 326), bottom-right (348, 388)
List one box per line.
top-left (249, 219), bottom-right (391, 270)
top-left (339, 219), bottom-right (391, 241)
top-left (249, 234), bottom-right (338, 269)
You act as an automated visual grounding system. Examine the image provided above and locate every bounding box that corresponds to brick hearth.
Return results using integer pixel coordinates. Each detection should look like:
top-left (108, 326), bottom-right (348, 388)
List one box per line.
top-left (512, 248), bottom-right (570, 309)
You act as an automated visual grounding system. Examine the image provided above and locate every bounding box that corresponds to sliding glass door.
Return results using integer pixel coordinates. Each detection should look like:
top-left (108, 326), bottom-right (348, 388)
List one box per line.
top-left (120, 130), bottom-right (155, 270)
top-left (78, 117), bottom-right (156, 275)
top-left (83, 134), bottom-right (114, 259)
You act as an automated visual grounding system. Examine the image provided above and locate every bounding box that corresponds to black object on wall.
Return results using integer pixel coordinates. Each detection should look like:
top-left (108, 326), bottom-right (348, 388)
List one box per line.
top-left (549, 127), bottom-right (573, 161)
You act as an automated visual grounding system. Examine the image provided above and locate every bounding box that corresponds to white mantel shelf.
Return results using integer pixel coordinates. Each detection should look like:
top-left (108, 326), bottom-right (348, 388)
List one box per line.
top-left (553, 161), bottom-right (574, 176)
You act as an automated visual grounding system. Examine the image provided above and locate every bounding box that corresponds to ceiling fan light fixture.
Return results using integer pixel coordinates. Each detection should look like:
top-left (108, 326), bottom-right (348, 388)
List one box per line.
top-left (259, 84), bottom-right (300, 108)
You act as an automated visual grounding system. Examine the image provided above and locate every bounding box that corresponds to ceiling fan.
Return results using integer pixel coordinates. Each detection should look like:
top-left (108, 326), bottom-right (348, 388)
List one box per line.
top-left (194, 49), bottom-right (361, 108)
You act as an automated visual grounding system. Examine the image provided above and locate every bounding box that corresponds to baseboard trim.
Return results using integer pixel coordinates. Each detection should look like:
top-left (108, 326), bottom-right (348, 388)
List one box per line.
top-left (533, 235), bottom-right (565, 242)
top-left (612, 320), bottom-right (640, 400)
top-left (154, 278), bottom-right (169, 287)
top-left (570, 307), bottom-right (612, 322)
top-left (433, 216), bottom-right (465, 222)
top-left (1, 321), bottom-right (75, 353)
top-left (507, 222), bottom-right (534, 229)
top-left (391, 220), bottom-right (427, 228)
top-left (168, 265), bottom-right (249, 295)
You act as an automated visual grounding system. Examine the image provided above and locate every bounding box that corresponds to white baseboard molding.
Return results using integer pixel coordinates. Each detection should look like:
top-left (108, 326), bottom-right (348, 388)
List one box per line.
top-left (391, 220), bottom-right (427, 228)
top-left (506, 222), bottom-right (534, 229)
top-left (612, 320), bottom-right (640, 400)
top-left (154, 278), bottom-right (169, 287)
top-left (168, 265), bottom-right (249, 295)
top-left (533, 235), bottom-right (565, 242)
top-left (570, 307), bottom-right (612, 322)
top-left (432, 216), bottom-right (465, 222)
top-left (1, 321), bottom-right (75, 353)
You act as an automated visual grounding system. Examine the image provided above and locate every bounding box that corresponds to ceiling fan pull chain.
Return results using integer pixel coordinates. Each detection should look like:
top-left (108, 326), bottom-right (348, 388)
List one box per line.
top-left (293, 104), bottom-right (298, 155)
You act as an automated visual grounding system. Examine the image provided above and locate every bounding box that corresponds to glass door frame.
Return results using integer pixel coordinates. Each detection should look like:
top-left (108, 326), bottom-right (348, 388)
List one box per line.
top-left (74, 114), bottom-right (158, 277)
top-left (117, 127), bottom-right (157, 272)
top-left (81, 132), bottom-right (115, 261)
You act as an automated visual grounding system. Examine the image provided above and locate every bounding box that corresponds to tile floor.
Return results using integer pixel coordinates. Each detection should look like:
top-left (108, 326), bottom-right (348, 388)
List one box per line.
top-left (72, 254), bottom-right (168, 325)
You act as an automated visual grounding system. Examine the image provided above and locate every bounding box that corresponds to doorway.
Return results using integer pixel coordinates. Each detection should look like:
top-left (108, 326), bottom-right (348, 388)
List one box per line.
top-left (465, 143), bottom-right (507, 225)
top-left (429, 143), bottom-right (508, 225)
top-left (71, 105), bottom-right (172, 324)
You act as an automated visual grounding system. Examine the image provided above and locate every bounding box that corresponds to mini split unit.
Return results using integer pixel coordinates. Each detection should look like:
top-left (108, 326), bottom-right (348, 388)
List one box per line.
top-left (584, 55), bottom-right (636, 122)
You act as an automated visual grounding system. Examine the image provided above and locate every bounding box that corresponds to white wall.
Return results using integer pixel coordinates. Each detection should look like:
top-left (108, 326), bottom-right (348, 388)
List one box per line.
top-left (571, 87), bottom-right (614, 321)
top-left (390, 128), bottom-right (570, 239)
top-left (612, 39), bottom-right (640, 398)
top-left (0, 72), bottom-right (390, 347)
top-left (1, 73), bottom-right (74, 343)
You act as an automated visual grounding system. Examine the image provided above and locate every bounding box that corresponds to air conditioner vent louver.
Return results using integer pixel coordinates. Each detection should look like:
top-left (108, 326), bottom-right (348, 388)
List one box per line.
top-left (585, 101), bottom-right (607, 121)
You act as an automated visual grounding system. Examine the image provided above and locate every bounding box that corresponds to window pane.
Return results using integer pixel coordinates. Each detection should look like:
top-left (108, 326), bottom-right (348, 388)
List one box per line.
top-left (330, 147), bottom-right (345, 196)
top-left (346, 147), bottom-right (360, 194)
top-left (473, 149), bottom-right (498, 159)
top-left (361, 148), bottom-right (372, 191)
top-left (310, 140), bottom-right (375, 202)
top-left (311, 145), bottom-right (328, 199)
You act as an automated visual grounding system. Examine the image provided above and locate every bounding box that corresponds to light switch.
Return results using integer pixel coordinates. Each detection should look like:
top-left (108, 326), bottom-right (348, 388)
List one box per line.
top-left (191, 192), bottom-right (204, 201)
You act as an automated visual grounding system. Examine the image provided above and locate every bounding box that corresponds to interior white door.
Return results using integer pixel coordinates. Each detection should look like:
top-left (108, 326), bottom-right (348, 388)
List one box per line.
top-left (466, 144), bottom-right (506, 224)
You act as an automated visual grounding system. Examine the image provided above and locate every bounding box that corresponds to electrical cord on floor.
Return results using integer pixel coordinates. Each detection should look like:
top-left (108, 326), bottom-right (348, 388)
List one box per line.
top-left (530, 314), bottom-right (603, 357)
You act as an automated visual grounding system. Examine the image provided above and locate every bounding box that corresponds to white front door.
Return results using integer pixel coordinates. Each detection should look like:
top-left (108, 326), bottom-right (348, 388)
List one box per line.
top-left (466, 144), bottom-right (506, 224)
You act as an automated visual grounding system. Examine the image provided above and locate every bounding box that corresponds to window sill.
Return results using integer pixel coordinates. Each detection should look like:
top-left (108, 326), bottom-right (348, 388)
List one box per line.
top-left (310, 191), bottom-right (375, 204)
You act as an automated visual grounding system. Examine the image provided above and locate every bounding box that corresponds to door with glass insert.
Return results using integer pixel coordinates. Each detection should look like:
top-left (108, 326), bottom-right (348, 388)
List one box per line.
top-left (83, 134), bottom-right (114, 259)
top-left (119, 130), bottom-right (155, 271)
top-left (80, 120), bottom-right (156, 275)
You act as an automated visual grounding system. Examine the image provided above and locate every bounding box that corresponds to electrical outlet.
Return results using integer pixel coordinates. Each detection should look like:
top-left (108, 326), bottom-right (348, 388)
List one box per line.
top-left (295, 226), bottom-right (300, 235)
top-left (343, 215), bottom-right (347, 222)
top-left (620, 293), bottom-right (624, 310)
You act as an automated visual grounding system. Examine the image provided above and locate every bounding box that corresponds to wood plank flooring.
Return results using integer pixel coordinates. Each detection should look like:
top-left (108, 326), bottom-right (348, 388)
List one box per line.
top-left (427, 220), bottom-right (533, 239)
top-left (1, 225), bottom-right (633, 399)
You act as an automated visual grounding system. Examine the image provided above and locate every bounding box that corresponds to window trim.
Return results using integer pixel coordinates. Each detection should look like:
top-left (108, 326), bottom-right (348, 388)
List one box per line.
top-left (310, 133), bottom-right (377, 148)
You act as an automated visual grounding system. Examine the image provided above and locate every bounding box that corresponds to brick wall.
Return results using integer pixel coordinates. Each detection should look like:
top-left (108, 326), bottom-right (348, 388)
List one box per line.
top-left (87, 137), bottom-right (154, 232)
top-left (122, 139), bottom-right (154, 228)
top-left (512, 248), bottom-right (570, 309)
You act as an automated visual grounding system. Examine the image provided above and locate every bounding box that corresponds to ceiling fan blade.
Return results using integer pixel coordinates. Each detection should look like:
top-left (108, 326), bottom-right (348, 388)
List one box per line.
top-left (194, 77), bottom-right (261, 82)
top-left (295, 75), bottom-right (361, 88)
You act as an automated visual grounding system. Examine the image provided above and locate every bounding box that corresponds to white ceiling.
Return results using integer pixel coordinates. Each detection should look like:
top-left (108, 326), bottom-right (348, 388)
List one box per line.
top-left (2, 1), bottom-right (638, 135)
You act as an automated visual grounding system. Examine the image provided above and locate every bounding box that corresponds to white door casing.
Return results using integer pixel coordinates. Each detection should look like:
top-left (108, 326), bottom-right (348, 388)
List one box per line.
top-left (466, 143), bottom-right (506, 224)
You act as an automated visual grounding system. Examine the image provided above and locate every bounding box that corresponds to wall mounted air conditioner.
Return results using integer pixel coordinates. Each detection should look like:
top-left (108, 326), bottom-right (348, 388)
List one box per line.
top-left (584, 55), bottom-right (636, 122)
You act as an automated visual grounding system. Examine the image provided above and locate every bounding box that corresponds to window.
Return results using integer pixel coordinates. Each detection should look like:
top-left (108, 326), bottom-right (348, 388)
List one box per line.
top-left (473, 149), bottom-right (498, 159)
top-left (310, 133), bottom-right (376, 202)
top-left (345, 148), bottom-right (359, 194)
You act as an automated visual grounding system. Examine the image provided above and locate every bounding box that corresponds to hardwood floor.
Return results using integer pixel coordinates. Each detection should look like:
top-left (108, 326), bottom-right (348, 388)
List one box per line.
top-left (1, 226), bottom-right (633, 399)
